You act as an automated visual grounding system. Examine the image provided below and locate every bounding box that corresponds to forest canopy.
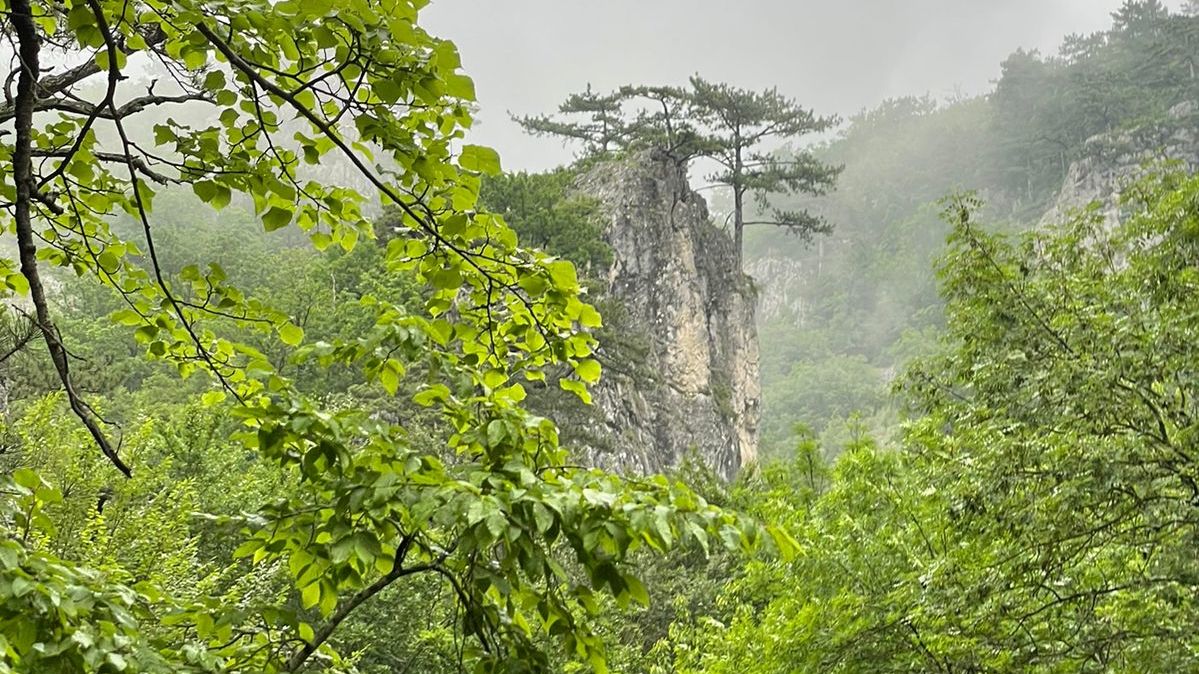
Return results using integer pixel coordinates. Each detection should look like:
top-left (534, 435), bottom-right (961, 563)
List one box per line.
top-left (1, 1), bottom-right (1198, 674)
top-left (0, 1), bottom-right (768, 672)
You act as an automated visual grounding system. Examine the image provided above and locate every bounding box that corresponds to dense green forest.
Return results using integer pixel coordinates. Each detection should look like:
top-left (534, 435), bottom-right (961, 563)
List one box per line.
top-left (751, 0), bottom-right (1199, 453)
top-left (0, 1), bottom-right (1197, 674)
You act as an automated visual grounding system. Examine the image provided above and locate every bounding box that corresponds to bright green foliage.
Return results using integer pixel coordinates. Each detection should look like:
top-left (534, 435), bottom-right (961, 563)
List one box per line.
top-left (0, 469), bottom-right (222, 674)
top-left (0, 1), bottom-right (761, 671)
top-left (667, 436), bottom-right (926, 674)
top-left (898, 176), bottom-right (1199, 670)
top-left (667, 171), bottom-right (1199, 674)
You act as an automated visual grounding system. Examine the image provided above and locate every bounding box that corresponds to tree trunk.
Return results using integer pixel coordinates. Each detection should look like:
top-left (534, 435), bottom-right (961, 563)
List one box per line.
top-left (733, 139), bottom-right (744, 271)
top-left (733, 186), bottom-right (744, 271)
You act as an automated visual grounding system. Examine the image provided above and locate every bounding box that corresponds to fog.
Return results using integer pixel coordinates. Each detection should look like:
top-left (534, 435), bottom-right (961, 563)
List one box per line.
top-left (425, 0), bottom-right (1184, 171)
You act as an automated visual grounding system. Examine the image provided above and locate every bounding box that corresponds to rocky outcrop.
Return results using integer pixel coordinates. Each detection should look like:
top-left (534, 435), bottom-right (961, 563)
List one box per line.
top-left (564, 150), bottom-right (760, 481)
top-left (1042, 101), bottom-right (1199, 226)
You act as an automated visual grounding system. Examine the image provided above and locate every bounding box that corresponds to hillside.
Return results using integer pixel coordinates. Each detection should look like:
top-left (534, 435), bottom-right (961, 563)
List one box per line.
top-left (747, 1), bottom-right (1199, 453)
top-left (2, 3), bottom-right (1199, 674)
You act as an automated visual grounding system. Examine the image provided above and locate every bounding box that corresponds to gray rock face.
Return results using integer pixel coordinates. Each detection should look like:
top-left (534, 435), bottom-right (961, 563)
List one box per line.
top-left (1042, 101), bottom-right (1199, 226)
top-left (569, 150), bottom-right (760, 481)
top-left (744, 238), bottom-right (836, 324)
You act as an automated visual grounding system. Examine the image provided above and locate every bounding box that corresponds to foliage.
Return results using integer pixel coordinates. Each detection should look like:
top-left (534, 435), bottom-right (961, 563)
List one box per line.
top-left (479, 168), bottom-right (612, 273)
top-left (747, 98), bottom-right (976, 457)
top-left (665, 169), bottom-right (1199, 674)
top-left (758, 354), bottom-right (884, 451)
top-left (898, 176), bottom-right (1199, 669)
top-left (517, 76), bottom-right (841, 267)
top-left (749, 1), bottom-right (1199, 458)
top-left (992, 2), bottom-right (1199, 210)
top-left (0, 1), bottom-right (765, 672)
top-left (7, 2), bottom-right (1199, 673)
top-left (517, 85), bottom-right (629, 157)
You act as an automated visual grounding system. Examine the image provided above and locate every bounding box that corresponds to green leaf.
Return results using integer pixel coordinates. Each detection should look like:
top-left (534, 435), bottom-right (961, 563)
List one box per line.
top-left (578, 303), bottom-right (602, 328)
top-left (483, 369), bottom-right (507, 389)
top-left (203, 70), bottom-right (226, 91)
top-left (548, 260), bottom-right (579, 291)
top-left (559, 378), bottom-right (592, 404)
top-left (532, 504), bottom-right (554, 534)
top-left (182, 47), bottom-right (207, 70)
top-left (279, 323), bottom-right (304, 346)
top-left (413, 384), bottom-right (450, 407)
top-left (12, 468), bottom-right (41, 491)
top-left (444, 73), bottom-right (476, 100)
top-left (300, 582), bottom-right (320, 610)
top-left (624, 574), bottom-right (650, 607)
top-left (575, 358), bottom-right (601, 384)
top-left (486, 419), bottom-right (507, 447)
top-left (380, 359), bottom-right (402, 395)
top-left (5, 273), bottom-right (29, 296)
top-left (485, 512), bottom-right (507, 540)
top-left (766, 524), bottom-right (802, 562)
top-left (193, 181), bottom-right (231, 209)
top-left (459, 144), bottom-right (502, 175)
top-left (263, 205), bottom-right (294, 231)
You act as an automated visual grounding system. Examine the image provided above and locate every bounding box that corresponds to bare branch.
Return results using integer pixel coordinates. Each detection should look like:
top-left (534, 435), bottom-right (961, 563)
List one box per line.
top-left (32, 148), bottom-right (177, 184)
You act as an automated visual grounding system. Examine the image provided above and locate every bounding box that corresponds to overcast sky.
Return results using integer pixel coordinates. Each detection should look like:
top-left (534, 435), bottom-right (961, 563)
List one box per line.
top-left (424, 1), bottom-right (1186, 172)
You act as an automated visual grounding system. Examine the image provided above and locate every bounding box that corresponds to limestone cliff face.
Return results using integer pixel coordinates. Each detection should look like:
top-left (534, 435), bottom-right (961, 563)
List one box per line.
top-left (1042, 101), bottom-right (1199, 226)
top-left (567, 150), bottom-right (760, 480)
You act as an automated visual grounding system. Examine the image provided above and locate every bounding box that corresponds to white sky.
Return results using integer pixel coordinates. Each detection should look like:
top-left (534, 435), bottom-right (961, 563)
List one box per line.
top-left (425, 0), bottom-right (1186, 171)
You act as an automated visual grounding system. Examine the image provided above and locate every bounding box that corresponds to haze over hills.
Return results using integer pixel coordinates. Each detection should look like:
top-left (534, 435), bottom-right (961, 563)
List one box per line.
top-left (426, 0), bottom-right (1173, 170)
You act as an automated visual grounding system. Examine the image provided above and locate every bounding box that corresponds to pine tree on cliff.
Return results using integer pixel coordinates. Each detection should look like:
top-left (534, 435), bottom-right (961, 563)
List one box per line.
top-left (685, 77), bottom-right (841, 269)
top-left (516, 83), bottom-right (628, 155)
top-left (515, 76), bottom-right (841, 270)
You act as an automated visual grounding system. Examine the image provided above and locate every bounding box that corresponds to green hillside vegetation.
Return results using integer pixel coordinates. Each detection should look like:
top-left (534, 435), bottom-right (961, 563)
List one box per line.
top-left (752, 0), bottom-right (1199, 453)
top-left (0, 2), bottom-right (1197, 674)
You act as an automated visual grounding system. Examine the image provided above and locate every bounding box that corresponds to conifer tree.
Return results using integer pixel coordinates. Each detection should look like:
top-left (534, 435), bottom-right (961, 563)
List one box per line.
top-left (519, 77), bottom-right (841, 269)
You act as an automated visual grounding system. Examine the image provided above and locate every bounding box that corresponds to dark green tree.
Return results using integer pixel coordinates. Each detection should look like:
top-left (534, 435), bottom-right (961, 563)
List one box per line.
top-left (685, 76), bottom-right (841, 268)
top-left (518, 77), bottom-right (841, 269)
top-left (1112, 0), bottom-right (1169, 36)
top-left (515, 84), bottom-right (628, 156)
top-left (478, 168), bottom-right (612, 273)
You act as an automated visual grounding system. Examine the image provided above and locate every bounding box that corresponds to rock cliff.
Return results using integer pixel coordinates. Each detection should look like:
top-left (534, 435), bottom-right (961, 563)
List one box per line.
top-left (1042, 101), bottom-right (1199, 226)
top-left (562, 150), bottom-right (760, 481)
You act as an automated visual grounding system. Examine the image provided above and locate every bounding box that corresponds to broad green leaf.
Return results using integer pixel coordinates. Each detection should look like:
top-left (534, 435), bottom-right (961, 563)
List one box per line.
top-left (459, 144), bottom-right (502, 175)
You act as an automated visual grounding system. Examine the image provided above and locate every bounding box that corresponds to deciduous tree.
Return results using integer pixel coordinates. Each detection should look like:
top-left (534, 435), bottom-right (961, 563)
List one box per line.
top-left (0, 1), bottom-right (769, 671)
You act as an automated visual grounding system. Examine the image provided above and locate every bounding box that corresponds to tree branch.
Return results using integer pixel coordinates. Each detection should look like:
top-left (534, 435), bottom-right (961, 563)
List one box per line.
top-left (283, 535), bottom-right (448, 672)
top-left (31, 148), bottom-right (177, 184)
top-left (88, 0), bottom-right (244, 403)
top-left (35, 90), bottom-right (209, 121)
top-left (8, 0), bottom-right (132, 477)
